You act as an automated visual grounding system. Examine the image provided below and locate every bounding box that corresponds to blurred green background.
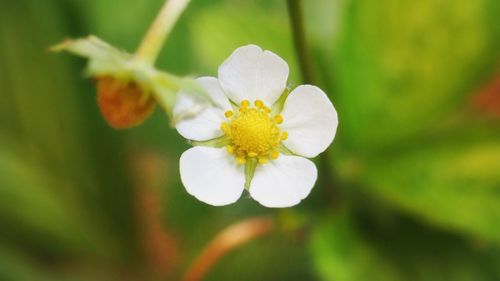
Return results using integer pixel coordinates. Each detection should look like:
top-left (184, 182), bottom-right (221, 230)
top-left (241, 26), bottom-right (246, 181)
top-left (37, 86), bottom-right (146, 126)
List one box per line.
top-left (0, 0), bottom-right (499, 280)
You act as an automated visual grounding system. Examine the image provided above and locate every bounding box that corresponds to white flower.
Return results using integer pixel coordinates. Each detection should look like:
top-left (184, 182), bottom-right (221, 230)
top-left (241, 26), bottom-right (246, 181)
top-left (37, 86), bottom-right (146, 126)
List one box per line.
top-left (174, 45), bottom-right (338, 208)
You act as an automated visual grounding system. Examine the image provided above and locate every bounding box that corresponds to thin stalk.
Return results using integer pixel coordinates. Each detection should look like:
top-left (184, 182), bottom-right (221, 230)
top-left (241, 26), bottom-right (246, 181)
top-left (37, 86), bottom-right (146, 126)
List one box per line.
top-left (287, 0), bottom-right (339, 204)
top-left (134, 0), bottom-right (191, 64)
top-left (182, 217), bottom-right (273, 281)
top-left (286, 0), bottom-right (315, 84)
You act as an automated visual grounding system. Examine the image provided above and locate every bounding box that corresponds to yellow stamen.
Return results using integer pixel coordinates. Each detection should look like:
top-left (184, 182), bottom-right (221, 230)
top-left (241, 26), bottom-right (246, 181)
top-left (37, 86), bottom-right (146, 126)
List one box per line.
top-left (274, 114), bottom-right (283, 124)
top-left (254, 99), bottom-right (264, 108)
top-left (271, 151), bottom-right (280, 160)
top-left (221, 100), bottom-right (286, 165)
top-left (258, 157), bottom-right (269, 164)
top-left (281, 132), bottom-right (288, 140)
top-left (220, 122), bottom-right (229, 133)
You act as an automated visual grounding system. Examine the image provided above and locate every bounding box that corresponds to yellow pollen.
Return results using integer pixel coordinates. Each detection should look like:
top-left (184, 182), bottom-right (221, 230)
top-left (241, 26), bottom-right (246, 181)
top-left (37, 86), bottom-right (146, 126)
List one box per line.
top-left (274, 114), bottom-right (283, 124)
top-left (220, 122), bottom-right (230, 134)
top-left (254, 100), bottom-right (264, 108)
top-left (221, 101), bottom-right (287, 164)
top-left (258, 157), bottom-right (269, 164)
top-left (281, 132), bottom-right (288, 140)
top-left (271, 150), bottom-right (280, 160)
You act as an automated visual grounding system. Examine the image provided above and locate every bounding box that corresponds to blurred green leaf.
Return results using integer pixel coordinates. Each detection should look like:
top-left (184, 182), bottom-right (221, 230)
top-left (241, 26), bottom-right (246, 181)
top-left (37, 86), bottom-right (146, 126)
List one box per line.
top-left (340, 130), bottom-right (500, 244)
top-left (311, 212), bottom-right (500, 281)
top-left (0, 243), bottom-right (112, 281)
top-left (0, 0), bottom-right (137, 260)
top-left (75, 0), bottom-right (164, 51)
top-left (0, 142), bottom-right (120, 257)
top-left (0, 245), bottom-right (57, 281)
top-left (187, 1), bottom-right (299, 82)
top-left (324, 0), bottom-right (499, 150)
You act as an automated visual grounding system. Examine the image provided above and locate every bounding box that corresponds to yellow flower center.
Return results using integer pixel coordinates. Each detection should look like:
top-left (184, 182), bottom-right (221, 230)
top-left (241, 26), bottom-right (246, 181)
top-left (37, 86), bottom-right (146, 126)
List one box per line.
top-left (221, 100), bottom-right (287, 164)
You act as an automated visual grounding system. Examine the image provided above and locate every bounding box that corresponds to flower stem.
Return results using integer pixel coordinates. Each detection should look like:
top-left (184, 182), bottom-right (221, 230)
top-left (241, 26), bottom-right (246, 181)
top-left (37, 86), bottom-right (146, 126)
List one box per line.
top-left (287, 0), bottom-right (340, 205)
top-left (134, 0), bottom-right (191, 65)
top-left (182, 217), bottom-right (273, 281)
top-left (286, 0), bottom-right (315, 84)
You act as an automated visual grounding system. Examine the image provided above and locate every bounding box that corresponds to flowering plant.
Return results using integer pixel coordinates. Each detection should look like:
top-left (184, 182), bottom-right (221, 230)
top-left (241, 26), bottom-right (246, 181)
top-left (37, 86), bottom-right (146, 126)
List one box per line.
top-left (174, 45), bottom-right (338, 207)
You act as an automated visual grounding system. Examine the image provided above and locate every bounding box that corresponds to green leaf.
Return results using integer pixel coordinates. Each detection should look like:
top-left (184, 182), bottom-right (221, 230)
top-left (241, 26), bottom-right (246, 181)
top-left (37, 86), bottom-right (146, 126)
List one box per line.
top-left (311, 212), bottom-right (500, 281)
top-left (0, 142), bottom-right (120, 257)
top-left (0, 0), bottom-right (137, 259)
top-left (342, 131), bottom-right (500, 244)
top-left (0, 245), bottom-right (57, 281)
top-left (324, 0), bottom-right (499, 150)
top-left (187, 1), bottom-right (299, 82)
top-left (0, 243), bottom-right (110, 281)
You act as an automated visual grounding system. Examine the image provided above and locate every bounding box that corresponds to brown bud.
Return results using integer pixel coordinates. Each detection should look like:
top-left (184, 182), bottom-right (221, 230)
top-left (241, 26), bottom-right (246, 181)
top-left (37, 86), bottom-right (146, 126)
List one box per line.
top-left (96, 76), bottom-right (156, 129)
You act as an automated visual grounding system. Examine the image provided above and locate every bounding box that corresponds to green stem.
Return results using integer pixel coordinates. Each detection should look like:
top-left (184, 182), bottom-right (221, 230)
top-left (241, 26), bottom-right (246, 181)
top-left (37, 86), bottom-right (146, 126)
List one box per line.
top-left (287, 0), bottom-right (340, 206)
top-left (286, 0), bottom-right (315, 84)
top-left (134, 0), bottom-right (191, 65)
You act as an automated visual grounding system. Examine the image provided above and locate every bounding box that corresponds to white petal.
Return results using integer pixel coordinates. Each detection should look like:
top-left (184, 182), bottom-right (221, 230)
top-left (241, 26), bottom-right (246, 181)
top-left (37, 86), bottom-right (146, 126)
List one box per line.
top-left (249, 155), bottom-right (317, 208)
top-left (218, 45), bottom-right (289, 105)
top-left (180, 147), bottom-right (245, 206)
top-left (174, 77), bottom-right (231, 141)
top-left (280, 85), bottom-right (338, 158)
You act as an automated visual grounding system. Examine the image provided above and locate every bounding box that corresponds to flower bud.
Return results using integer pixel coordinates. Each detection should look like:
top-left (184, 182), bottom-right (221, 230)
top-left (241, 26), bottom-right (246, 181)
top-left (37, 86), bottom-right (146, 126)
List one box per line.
top-left (96, 76), bottom-right (156, 129)
top-left (52, 36), bottom-right (209, 129)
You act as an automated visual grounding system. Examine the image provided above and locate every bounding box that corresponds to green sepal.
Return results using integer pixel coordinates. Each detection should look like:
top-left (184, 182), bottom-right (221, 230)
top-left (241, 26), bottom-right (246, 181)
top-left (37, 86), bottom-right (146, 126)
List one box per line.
top-left (278, 143), bottom-right (297, 156)
top-left (271, 87), bottom-right (290, 114)
top-left (244, 157), bottom-right (258, 190)
top-left (50, 35), bottom-right (129, 61)
top-left (188, 136), bottom-right (231, 148)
